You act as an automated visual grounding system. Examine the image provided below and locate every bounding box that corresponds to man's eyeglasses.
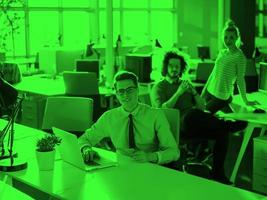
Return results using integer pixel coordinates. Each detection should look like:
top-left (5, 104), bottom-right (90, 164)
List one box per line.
top-left (116, 86), bottom-right (137, 96)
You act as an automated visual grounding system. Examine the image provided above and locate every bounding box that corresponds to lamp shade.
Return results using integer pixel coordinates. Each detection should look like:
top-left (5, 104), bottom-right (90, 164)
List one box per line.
top-left (0, 77), bottom-right (18, 108)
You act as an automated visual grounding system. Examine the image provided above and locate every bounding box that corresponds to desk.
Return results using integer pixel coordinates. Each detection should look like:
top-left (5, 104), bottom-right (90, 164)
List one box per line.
top-left (221, 92), bottom-right (267, 183)
top-left (0, 178), bottom-right (33, 200)
top-left (1, 121), bottom-right (266, 200)
top-left (14, 74), bottom-right (153, 128)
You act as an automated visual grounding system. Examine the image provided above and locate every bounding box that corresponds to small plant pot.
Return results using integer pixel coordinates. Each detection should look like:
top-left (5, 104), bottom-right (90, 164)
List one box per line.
top-left (36, 150), bottom-right (56, 171)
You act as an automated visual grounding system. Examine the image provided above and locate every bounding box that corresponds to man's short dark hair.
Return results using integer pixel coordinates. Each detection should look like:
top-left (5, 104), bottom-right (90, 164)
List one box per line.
top-left (162, 51), bottom-right (187, 77)
top-left (114, 71), bottom-right (138, 89)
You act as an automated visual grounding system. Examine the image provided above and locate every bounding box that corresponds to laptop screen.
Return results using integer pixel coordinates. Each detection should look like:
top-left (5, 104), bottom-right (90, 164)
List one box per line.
top-left (259, 62), bottom-right (267, 93)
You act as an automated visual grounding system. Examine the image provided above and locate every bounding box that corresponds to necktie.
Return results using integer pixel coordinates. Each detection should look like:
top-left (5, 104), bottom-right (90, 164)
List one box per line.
top-left (128, 114), bottom-right (135, 148)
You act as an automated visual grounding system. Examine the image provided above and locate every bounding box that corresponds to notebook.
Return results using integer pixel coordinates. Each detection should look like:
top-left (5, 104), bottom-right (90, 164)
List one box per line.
top-left (52, 127), bottom-right (117, 171)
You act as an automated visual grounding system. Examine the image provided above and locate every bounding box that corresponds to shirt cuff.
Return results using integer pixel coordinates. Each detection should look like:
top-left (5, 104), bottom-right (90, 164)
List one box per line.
top-left (80, 145), bottom-right (91, 153)
top-left (156, 151), bottom-right (162, 164)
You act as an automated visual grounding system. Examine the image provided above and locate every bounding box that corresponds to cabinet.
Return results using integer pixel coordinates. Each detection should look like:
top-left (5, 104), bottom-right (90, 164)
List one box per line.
top-left (21, 96), bottom-right (46, 129)
top-left (253, 135), bottom-right (267, 195)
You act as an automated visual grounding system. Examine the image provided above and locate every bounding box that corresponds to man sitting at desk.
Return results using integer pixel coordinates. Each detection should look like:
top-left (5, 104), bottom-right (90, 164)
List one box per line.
top-left (78, 71), bottom-right (179, 165)
top-left (150, 51), bottom-right (247, 184)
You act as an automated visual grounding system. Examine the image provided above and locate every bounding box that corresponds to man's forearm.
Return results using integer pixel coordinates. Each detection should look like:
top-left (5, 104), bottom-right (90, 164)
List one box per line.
top-left (162, 91), bottom-right (181, 108)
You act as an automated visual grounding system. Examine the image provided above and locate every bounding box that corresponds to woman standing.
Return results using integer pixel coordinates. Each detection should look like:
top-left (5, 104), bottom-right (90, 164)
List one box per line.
top-left (202, 20), bottom-right (257, 114)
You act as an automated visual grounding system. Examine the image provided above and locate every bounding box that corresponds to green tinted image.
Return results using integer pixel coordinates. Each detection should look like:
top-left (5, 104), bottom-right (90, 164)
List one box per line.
top-left (0, 0), bottom-right (267, 200)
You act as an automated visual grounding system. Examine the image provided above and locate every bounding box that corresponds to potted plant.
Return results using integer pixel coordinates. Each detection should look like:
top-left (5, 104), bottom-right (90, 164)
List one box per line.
top-left (36, 134), bottom-right (61, 171)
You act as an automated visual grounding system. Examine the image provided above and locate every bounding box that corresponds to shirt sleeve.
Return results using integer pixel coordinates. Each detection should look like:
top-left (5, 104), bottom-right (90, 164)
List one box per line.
top-left (154, 110), bottom-right (180, 164)
top-left (78, 112), bottom-right (110, 148)
top-left (150, 82), bottom-right (165, 108)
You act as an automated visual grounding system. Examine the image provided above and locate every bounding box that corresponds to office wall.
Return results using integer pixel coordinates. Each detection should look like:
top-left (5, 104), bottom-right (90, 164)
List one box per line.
top-left (177, 0), bottom-right (219, 59)
top-left (229, 0), bottom-right (255, 58)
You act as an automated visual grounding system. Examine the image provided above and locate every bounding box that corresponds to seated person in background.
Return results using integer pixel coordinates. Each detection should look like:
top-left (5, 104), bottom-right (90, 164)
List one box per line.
top-left (78, 71), bottom-right (179, 165)
top-left (150, 51), bottom-right (247, 184)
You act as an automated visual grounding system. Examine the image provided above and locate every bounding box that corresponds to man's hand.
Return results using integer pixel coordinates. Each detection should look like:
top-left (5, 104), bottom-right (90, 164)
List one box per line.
top-left (82, 147), bottom-right (100, 163)
top-left (176, 80), bottom-right (191, 95)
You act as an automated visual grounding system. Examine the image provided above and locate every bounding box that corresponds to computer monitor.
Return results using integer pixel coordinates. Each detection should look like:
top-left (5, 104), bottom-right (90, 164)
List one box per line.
top-left (76, 59), bottom-right (99, 79)
top-left (63, 71), bottom-right (99, 96)
top-left (56, 50), bottom-right (83, 74)
top-left (39, 48), bottom-right (83, 75)
top-left (197, 46), bottom-right (210, 61)
top-left (194, 62), bottom-right (214, 83)
top-left (125, 54), bottom-right (152, 83)
top-left (259, 62), bottom-right (267, 93)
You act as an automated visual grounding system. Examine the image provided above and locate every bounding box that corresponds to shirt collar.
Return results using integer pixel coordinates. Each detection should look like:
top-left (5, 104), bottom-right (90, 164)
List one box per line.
top-left (165, 77), bottom-right (180, 84)
top-left (119, 103), bottom-right (141, 117)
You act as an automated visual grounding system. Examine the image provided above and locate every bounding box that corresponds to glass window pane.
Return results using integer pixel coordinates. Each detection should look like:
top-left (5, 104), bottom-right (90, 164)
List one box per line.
top-left (99, 0), bottom-right (120, 8)
top-left (123, 0), bottom-right (148, 8)
top-left (29, 11), bottom-right (59, 55)
top-left (28, 0), bottom-right (59, 7)
top-left (123, 11), bottom-right (149, 44)
top-left (99, 11), bottom-right (120, 45)
top-left (0, 11), bottom-right (26, 57)
top-left (6, 0), bottom-right (24, 7)
top-left (62, 0), bottom-right (90, 7)
top-left (151, 0), bottom-right (173, 8)
top-left (63, 12), bottom-right (91, 48)
top-left (151, 11), bottom-right (174, 48)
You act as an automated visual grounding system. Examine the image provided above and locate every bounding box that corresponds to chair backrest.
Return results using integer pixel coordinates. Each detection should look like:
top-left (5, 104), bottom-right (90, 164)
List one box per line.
top-left (42, 96), bottom-right (93, 132)
top-left (161, 108), bottom-right (180, 145)
top-left (63, 71), bottom-right (99, 96)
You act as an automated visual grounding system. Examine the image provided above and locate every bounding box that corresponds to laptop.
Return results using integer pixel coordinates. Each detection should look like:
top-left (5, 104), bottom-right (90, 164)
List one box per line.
top-left (52, 127), bottom-right (117, 171)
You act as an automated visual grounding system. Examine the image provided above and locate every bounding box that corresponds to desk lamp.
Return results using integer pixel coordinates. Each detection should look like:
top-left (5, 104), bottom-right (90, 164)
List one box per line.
top-left (0, 77), bottom-right (27, 171)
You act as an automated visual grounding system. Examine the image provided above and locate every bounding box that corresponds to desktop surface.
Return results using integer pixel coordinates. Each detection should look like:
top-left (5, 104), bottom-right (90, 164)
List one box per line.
top-left (1, 120), bottom-right (266, 200)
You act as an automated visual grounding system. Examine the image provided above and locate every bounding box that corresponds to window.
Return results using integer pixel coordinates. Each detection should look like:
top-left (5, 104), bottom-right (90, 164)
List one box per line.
top-left (151, 11), bottom-right (174, 48)
top-left (62, 12), bottom-right (91, 49)
top-left (1, 11), bottom-right (26, 57)
top-left (99, 11), bottom-right (120, 45)
top-left (123, 0), bottom-right (148, 8)
top-left (123, 11), bottom-right (149, 45)
top-left (29, 11), bottom-right (59, 55)
top-left (151, 0), bottom-right (173, 9)
top-left (99, 0), bottom-right (120, 8)
top-left (62, 0), bottom-right (90, 8)
top-left (28, 0), bottom-right (59, 7)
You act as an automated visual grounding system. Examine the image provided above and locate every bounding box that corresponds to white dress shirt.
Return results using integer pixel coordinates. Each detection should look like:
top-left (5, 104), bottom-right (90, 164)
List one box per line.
top-left (78, 103), bottom-right (179, 164)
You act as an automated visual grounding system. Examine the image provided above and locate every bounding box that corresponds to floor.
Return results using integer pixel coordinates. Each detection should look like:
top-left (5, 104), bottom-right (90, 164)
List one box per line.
top-left (187, 128), bottom-right (266, 196)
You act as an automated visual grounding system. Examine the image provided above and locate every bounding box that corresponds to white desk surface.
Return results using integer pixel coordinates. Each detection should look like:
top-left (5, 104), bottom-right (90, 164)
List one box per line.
top-left (5, 58), bottom-right (35, 65)
top-left (1, 121), bottom-right (266, 200)
top-left (7, 160), bottom-right (267, 200)
top-left (0, 179), bottom-right (33, 200)
top-left (230, 91), bottom-right (267, 113)
top-left (14, 74), bottom-right (149, 97)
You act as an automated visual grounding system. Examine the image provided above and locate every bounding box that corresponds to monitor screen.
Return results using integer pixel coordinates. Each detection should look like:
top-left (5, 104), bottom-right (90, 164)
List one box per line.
top-left (76, 59), bottom-right (99, 79)
top-left (259, 62), bottom-right (267, 92)
top-left (197, 46), bottom-right (210, 61)
top-left (125, 54), bottom-right (152, 83)
top-left (56, 50), bottom-right (83, 74)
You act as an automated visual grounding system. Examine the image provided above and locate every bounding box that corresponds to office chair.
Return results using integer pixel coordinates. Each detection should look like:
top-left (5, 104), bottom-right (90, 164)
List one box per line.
top-left (63, 71), bottom-right (107, 122)
top-left (161, 108), bottom-right (213, 176)
top-left (42, 96), bottom-right (94, 136)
